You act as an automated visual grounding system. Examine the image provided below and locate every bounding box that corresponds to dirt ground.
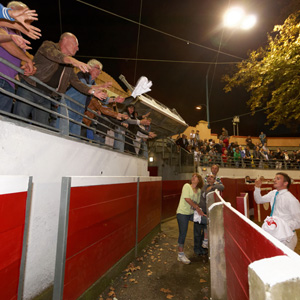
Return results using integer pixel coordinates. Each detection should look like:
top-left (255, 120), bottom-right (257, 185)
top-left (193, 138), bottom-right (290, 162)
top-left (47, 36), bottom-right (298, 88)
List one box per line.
top-left (99, 219), bottom-right (300, 300)
top-left (99, 218), bottom-right (210, 300)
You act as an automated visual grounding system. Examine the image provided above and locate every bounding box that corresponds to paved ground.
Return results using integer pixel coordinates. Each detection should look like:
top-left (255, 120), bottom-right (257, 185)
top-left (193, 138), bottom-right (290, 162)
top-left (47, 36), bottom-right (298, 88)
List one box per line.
top-left (100, 218), bottom-right (210, 300)
top-left (99, 219), bottom-right (300, 300)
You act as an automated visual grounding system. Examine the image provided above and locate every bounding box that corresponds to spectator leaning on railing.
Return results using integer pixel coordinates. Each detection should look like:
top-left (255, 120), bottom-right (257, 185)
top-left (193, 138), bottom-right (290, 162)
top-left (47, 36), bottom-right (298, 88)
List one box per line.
top-left (59, 59), bottom-right (113, 136)
top-left (13, 32), bottom-right (107, 125)
top-left (0, 1), bottom-right (38, 113)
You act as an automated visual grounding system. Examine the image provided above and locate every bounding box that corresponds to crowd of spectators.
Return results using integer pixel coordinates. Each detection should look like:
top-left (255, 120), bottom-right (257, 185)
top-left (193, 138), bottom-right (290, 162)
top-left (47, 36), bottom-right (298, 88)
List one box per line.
top-left (0, 2), bottom-right (156, 157)
top-left (175, 130), bottom-right (300, 170)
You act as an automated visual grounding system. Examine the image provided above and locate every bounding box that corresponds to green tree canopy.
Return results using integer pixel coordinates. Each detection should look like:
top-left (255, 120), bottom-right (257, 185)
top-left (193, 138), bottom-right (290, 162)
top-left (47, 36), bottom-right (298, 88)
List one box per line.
top-left (223, 11), bottom-right (300, 129)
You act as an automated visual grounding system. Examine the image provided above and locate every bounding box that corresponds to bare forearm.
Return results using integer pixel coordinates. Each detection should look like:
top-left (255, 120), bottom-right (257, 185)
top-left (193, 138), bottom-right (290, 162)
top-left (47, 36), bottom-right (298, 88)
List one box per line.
top-left (0, 40), bottom-right (30, 62)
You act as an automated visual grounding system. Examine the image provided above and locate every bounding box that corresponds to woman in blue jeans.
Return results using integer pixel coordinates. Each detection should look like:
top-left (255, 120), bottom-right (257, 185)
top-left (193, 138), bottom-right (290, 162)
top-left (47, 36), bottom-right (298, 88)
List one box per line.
top-left (176, 173), bottom-right (207, 264)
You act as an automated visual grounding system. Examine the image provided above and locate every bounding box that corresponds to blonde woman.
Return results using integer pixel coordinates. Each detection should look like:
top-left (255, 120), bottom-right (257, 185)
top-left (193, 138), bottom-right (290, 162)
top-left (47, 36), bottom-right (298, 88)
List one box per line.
top-left (176, 173), bottom-right (207, 264)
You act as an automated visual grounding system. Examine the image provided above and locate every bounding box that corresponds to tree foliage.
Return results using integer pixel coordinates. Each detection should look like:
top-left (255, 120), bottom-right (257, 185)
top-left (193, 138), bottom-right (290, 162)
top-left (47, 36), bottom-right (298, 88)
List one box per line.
top-left (223, 11), bottom-right (300, 129)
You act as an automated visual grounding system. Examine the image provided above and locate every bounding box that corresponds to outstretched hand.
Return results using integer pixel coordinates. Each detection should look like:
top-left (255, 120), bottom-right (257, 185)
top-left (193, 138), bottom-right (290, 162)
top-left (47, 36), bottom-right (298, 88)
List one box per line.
top-left (94, 90), bottom-right (107, 100)
top-left (9, 8), bottom-right (38, 31)
top-left (11, 34), bottom-right (31, 50)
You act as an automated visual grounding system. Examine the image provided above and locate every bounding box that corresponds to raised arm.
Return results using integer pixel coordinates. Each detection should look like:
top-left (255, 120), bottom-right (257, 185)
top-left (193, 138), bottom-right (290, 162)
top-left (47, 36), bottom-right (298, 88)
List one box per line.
top-left (8, 7), bottom-right (38, 31)
top-left (0, 28), bottom-right (34, 75)
top-left (0, 20), bottom-right (41, 39)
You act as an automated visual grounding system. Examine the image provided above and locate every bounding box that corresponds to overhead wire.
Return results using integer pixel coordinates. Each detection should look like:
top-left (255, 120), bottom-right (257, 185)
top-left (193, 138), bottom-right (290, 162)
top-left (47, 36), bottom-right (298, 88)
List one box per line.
top-left (133, 0), bottom-right (143, 83)
top-left (75, 55), bottom-right (240, 65)
top-left (76, 0), bottom-right (245, 61)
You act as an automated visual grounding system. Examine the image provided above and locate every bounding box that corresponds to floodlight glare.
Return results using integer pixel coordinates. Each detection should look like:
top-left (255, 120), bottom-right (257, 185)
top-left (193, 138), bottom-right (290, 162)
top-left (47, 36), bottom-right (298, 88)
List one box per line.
top-left (240, 15), bottom-right (257, 30)
top-left (223, 7), bottom-right (244, 28)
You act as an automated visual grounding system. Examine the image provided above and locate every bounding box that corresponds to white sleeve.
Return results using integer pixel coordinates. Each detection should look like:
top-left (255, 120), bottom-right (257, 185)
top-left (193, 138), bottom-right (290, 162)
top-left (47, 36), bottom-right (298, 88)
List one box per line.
top-left (287, 196), bottom-right (300, 230)
top-left (253, 187), bottom-right (273, 204)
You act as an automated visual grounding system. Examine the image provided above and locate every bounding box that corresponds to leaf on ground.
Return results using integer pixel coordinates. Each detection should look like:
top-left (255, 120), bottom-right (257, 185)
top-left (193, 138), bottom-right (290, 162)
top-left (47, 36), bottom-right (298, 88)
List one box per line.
top-left (160, 288), bottom-right (172, 293)
top-left (109, 287), bottom-right (115, 291)
top-left (200, 279), bottom-right (207, 283)
top-left (147, 271), bottom-right (153, 276)
top-left (148, 265), bottom-right (152, 268)
top-left (166, 294), bottom-right (174, 299)
top-left (108, 291), bottom-right (115, 297)
top-left (123, 284), bottom-right (128, 288)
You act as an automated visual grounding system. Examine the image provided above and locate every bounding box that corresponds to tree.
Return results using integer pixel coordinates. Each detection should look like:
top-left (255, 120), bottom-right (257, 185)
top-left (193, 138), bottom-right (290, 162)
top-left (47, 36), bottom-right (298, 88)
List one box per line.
top-left (223, 11), bottom-right (300, 130)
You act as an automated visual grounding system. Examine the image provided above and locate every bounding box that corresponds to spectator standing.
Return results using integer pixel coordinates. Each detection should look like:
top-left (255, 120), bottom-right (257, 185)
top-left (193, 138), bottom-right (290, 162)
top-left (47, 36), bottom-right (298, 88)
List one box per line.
top-left (189, 130), bottom-right (195, 144)
top-left (0, 1), bottom-right (36, 113)
top-left (195, 130), bottom-right (200, 142)
top-left (14, 32), bottom-right (106, 125)
top-left (234, 148), bottom-right (241, 168)
top-left (176, 173), bottom-right (207, 264)
top-left (254, 173), bottom-right (300, 250)
top-left (245, 135), bottom-right (255, 150)
top-left (259, 131), bottom-right (267, 146)
top-left (61, 59), bottom-right (111, 135)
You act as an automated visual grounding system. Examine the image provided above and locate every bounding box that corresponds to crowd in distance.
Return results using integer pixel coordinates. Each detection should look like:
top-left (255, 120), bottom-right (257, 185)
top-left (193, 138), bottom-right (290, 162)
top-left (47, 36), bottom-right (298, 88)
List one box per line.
top-left (175, 128), bottom-right (300, 169)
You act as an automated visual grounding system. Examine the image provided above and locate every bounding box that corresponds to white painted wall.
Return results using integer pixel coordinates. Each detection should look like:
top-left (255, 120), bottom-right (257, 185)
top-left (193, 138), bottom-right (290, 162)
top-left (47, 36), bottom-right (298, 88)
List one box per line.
top-left (0, 119), bottom-right (149, 300)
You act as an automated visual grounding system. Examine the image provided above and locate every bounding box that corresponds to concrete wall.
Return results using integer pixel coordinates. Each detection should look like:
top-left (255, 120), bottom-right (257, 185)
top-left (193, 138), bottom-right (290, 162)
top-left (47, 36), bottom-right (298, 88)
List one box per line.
top-left (0, 119), bottom-right (148, 300)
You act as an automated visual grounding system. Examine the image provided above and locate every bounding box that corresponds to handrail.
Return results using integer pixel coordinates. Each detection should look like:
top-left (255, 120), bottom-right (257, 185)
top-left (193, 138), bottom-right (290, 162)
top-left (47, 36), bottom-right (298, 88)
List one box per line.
top-left (0, 57), bottom-right (146, 157)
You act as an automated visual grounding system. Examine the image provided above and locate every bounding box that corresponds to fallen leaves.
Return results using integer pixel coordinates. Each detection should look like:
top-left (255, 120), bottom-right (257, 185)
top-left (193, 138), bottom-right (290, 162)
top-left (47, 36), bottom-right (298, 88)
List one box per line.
top-left (160, 288), bottom-right (174, 299)
top-left (200, 278), bottom-right (207, 283)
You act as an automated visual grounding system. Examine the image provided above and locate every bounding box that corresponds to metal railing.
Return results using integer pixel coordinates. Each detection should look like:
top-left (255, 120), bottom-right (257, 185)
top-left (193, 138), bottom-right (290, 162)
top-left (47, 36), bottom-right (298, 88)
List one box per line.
top-left (194, 154), bottom-right (300, 170)
top-left (0, 57), bottom-right (147, 158)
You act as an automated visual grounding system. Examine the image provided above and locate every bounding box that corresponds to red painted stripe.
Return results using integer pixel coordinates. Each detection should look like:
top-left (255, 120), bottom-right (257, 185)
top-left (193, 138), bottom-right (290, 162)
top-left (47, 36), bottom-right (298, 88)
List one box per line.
top-left (223, 205), bottom-right (285, 300)
top-left (0, 191), bottom-right (27, 300)
top-left (0, 192), bottom-right (26, 232)
top-left (138, 181), bottom-right (162, 241)
top-left (63, 181), bottom-right (163, 300)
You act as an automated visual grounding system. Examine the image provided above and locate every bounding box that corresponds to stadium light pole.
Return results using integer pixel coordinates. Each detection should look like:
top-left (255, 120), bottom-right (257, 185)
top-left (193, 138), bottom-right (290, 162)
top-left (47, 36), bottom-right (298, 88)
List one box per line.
top-left (205, 7), bottom-right (257, 130)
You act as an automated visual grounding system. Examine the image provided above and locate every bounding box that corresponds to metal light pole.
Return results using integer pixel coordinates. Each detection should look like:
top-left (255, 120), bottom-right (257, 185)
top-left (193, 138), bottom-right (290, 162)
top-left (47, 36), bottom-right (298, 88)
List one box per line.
top-left (205, 66), bottom-right (211, 129)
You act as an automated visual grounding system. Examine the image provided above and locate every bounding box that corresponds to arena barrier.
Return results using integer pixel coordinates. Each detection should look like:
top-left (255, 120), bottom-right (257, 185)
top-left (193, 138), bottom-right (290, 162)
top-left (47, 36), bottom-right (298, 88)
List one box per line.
top-left (208, 191), bottom-right (300, 300)
top-left (0, 176), bottom-right (32, 300)
top-left (161, 180), bottom-right (189, 220)
top-left (53, 176), bottom-right (161, 300)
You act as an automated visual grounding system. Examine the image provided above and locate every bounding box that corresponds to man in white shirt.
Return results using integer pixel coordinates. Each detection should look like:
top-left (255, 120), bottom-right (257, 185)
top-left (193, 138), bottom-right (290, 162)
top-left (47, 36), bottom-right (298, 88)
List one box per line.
top-left (254, 172), bottom-right (300, 250)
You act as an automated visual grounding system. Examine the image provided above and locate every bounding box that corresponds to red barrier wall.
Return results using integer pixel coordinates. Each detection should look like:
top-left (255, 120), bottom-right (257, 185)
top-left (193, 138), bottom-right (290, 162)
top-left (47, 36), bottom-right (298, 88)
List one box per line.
top-left (63, 180), bottom-right (162, 300)
top-left (161, 180), bottom-right (188, 220)
top-left (64, 183), bottom-right (137, 300)
top-left (138, 181), bottom-right (162, 241)
top-left (223, 205), bottom-right (286, 300)
top-left (0, 192), bottom-right (27, 300)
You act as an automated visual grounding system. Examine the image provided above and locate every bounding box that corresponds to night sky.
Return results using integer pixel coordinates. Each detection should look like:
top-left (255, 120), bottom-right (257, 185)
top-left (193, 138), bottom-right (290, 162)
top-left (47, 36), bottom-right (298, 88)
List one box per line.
top-left (19, 0), bottom-right (299, 137)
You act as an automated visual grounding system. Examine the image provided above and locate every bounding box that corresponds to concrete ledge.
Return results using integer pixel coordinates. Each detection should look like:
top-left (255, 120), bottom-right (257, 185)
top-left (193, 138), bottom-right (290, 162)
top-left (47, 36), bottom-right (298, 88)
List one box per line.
top-left (209, 202), bottom-right (227, 300)
top-left (249, 256), bottom-right (300, 300)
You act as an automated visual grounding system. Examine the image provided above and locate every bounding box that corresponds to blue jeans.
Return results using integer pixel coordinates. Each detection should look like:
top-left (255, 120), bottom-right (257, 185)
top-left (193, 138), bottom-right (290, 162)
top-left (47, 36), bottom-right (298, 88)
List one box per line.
top-left (86, 129), bottom-right (105, 143)
top-left (177, 213), bottom-right (207, 254)
top-left (0, 79), bottom-right (14, 113)
top-left (56, 98), bottom-right (85, 135)
top-left (14, 79), bottom-right (51, 125)
top-left (113, 126), bottom-right (125, 151)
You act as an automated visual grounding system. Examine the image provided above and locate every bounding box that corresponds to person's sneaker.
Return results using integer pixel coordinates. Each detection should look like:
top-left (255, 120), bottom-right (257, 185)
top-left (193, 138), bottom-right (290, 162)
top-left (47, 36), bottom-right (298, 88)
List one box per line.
top-left (202, 239), bottom-right (208, 249)
top-left (177, 253), bottom-right (191, 264)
